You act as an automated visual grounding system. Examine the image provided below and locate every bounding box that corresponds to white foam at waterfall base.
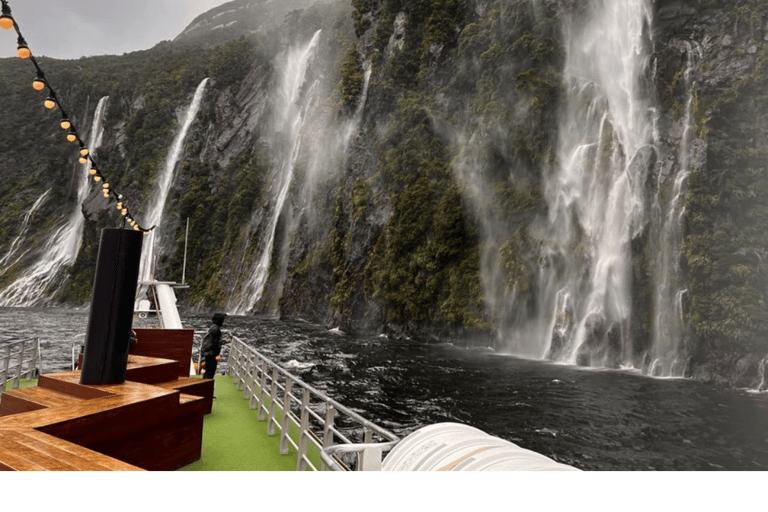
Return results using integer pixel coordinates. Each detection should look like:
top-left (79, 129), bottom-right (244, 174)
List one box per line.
top-left (138, 78), bottom-right (210, 282)
top-left (0, 96), bottom-right (109, 307)
top-left (503, 0), bottom-right (657, 367)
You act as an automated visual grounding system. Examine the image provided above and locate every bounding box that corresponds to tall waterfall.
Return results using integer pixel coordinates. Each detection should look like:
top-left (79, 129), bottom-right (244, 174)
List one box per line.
top-left (0, 96), bottom-right (109, 306)
top-left (536, 0), bottom-right (656, 367)
top-left (138, 78), bottom-right (210, 282)
top-left (228, 30), bottom-right (322, 314)
top-left (648, 43), bottom-right (701, 377)
top-left (0, 189), bottom-right (51, 272)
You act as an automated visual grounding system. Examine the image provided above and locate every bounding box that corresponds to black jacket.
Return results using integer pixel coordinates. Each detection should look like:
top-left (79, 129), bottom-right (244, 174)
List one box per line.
top-left (201, 324), bottom-right (223, 358)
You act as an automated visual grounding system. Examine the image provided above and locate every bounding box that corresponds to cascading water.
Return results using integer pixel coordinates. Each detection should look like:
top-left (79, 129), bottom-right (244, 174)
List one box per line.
top-left (228, 30), bottom-right (322, 314)
top-left (0, 96), bottom-right (109, 306)
top-left (648, 43), bottom-right (701, 377)
top-left (536, 0), bottom-right (656, 368)
top-left (138, 78), bottom-right (210, 282)
top-left (0, 189), bottom-right (50, 272)
top-left (756, 357), bottom-right (768, 392)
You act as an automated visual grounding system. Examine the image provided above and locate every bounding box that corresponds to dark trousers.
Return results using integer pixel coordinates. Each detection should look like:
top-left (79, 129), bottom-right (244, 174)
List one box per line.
top-left (203, 355), bottom-right (218, 379)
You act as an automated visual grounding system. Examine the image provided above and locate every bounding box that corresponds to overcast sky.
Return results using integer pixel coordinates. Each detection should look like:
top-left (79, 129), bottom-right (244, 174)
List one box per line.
top-left (0, 0), bottom-right (230, 60)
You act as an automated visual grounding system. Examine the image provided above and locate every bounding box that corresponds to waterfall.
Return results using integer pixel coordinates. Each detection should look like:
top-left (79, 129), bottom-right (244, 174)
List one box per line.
top-left (0, 96), bottom-right (109, 306)
top-left (648, 43), bottom-right (701, 377)
top-left (0, 189), bottom-right (51, 272)
top-left (534, 0), bottom-right (655, 367)
top-left (138, 78), bottom-right (210, 282)
top-left (228, 30), bottom-right (322, 314)
top-left (757, 357), bottom-right (768, 392)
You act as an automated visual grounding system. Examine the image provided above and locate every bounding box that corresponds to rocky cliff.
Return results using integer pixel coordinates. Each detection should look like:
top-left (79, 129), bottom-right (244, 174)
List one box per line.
top-left (0, 0), bottom-right (766, 387)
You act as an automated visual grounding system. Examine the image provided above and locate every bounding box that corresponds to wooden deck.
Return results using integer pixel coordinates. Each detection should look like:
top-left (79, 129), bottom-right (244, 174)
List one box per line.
top-left (0, 331), bottom-right (213, 471)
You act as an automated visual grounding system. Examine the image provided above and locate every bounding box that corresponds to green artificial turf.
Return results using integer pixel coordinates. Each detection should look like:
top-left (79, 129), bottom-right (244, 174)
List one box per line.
top-left (179, 375), bottom-right (298, 471)
top-left (3, 379), bottom-right (37, 391)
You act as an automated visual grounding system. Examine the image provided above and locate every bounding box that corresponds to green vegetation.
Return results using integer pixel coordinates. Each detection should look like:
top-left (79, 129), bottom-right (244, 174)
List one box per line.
top-left (684, 47), bottom-right (768, 359)
top-left (3, 0), bottom-right (768, 380)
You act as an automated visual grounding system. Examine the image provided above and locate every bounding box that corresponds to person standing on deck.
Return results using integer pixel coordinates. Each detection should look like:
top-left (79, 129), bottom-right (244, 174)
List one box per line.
top-left (201, 313), bottom-right (229, 379)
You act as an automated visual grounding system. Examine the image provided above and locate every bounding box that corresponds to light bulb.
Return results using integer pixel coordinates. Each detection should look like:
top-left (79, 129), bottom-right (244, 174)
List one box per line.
top-left (122, 208), bottom-right (128, 216)
top-left (32, 77), bottom-right (46, 91)
top-left (117, 202), bottom-right (123, 210)
top-left (61, 118), bottom-right (71, 130)
top-left (89, 168), bottom-right (97, 175)
top-left (44, 97), bottom-right (56, 109)
top-left (0, 5), bottom-right (13, 30)
top-left (94, 176), bottom-right (101, 182)
top-left (66, 130), bottom-right (77, 142)
top-left (80, 148), bottom-right (89, 157)
top-left (16, 35), bottom-right (30, 59)
top-left (79, 157), bottom-right (88, 164)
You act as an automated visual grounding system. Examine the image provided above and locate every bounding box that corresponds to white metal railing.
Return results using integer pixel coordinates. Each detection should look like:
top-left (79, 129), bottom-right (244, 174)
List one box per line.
top-left (227, 336), bottom-right (399, 471)
top-left (1, 338), bottom-right (42, 391)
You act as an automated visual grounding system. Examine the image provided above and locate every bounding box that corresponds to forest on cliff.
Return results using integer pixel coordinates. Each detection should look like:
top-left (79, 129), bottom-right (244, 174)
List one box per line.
top-left (0, 0), bottom-right (767, 387)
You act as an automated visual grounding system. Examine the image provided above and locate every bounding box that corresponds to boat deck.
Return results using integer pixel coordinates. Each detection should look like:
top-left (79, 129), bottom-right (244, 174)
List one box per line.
top-left (0, 354), bottom-right (213, 471)
top-left (2, 374), bottom-right (300, 471)
top-left (178, 375), bottom-right (297, 471)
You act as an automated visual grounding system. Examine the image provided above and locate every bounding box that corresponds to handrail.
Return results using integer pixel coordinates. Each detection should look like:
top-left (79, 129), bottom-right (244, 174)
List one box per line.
top-left (227, 336), bottom-right (399, 471)
top-left (1, 337), bottom-right (42, 391)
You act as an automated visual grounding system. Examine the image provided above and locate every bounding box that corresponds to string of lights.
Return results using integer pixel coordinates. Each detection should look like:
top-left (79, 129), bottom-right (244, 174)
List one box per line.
top-left (1, 0), bottom-right (152, 233)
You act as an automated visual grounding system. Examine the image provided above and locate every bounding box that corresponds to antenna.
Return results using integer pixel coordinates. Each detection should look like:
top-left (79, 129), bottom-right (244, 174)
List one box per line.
top-left (182, 217), bottom-right (189, 285)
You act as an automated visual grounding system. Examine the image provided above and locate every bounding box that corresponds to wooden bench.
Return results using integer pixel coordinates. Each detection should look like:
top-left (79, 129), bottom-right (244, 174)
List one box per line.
top-left (0, 350), bottom-right (214, 471)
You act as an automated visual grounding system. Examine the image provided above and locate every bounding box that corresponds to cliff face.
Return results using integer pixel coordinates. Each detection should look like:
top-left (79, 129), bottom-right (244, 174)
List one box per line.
top-left (651, 0), bottom-right (768, 386)
top-left (0, 0), bottom-right (767, 386)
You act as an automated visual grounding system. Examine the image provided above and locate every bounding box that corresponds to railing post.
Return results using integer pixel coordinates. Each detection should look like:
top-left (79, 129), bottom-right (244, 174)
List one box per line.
top-left (360, 446), bottom-right (383, 472)
top-left (27, 338), bottom-right (43, 379)
top-left (267, 368), bottom-right (280, 435)
top-left (257, 360), bottom-right (269, 420)
top-left (358, 427), bottom-right (374, 471)
top-left (27, 338), bottom-right (40, 379)
top-left (297, 388), bottom-right (311, 471)
top-left (1, 344), bottom-right (10, 390)
top-left (244, 354), bottom-right (256, 399)
top-left (279, 377), bottom-right (293, 455)
top-left (227, 341), bottom-right (239, 378)
top-left (13, 340), bottom-right (26, 389)
top-left (321, 404), bottom-right (337, 471)
top-left (248, 357), bottom-right (261, 408)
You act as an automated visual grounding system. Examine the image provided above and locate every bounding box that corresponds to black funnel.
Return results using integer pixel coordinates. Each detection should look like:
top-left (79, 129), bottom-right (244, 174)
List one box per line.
top-left (80, 228), bottom-right (143, 385)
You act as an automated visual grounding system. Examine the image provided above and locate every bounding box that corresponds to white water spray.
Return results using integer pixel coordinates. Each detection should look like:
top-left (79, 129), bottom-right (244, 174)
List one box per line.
top-left (0, 96), bottom-right (109, 306)
top-left (0, 189), bottom-right (51, 272)
top-left (229, 30), bottom-right (322, 314)
top-left (537, 0), bottom-right (655, 367)
top-left (138, 78), bottom-right (210, 282)
top-left (649, 43), bottom-right (701, 376)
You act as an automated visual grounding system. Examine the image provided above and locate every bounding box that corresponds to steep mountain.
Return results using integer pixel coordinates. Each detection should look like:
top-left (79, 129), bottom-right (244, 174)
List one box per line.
top-left (0, 0), bottom-right (766, 387)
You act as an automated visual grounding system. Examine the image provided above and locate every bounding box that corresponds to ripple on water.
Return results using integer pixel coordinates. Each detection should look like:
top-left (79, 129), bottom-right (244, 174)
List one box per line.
top-left (4, 308), bottom-right (768, 470)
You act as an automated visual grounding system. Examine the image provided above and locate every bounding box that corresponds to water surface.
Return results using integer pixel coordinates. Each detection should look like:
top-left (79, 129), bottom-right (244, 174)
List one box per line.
top-left (3, 307), bottom-right (767, 471)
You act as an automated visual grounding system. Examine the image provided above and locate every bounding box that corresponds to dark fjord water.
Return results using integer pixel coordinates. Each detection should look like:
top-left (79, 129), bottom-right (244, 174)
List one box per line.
top-left (3, 307), bottom-right (768, 471)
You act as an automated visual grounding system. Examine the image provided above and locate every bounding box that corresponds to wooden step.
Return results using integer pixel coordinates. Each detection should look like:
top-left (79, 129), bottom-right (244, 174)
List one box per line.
top-left (0, 392), bottom-right (47, 417)
top-left (125, 355), bottom-right (180, 384)
top-left (38, 373), bottom-right (114, 400)
top-left (0, 386), bottom-right (87, 417)
top-left (0, 429), bottom-right (142, 471)
top-left (155, 377), bottom-right (214, 414)
top-left (7, 386), bottom-right (85, 408)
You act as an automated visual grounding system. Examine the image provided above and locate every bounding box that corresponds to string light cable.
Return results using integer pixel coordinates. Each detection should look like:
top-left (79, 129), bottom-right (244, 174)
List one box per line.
top-left (1, 0), bottom-right (153, 234)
